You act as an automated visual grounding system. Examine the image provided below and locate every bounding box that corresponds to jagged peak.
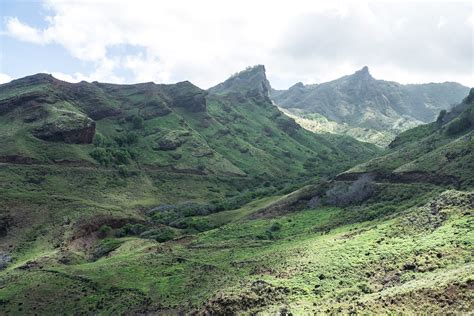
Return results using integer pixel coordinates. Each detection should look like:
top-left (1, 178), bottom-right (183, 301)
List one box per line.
top-left (289, 82), bottom-right (305, 90)
top-left (352, 66), bottom-right (372, 79)
top-left (209, 65), bottom-right (271, 98)
top-left (464, 87), bottom-right (474, 104)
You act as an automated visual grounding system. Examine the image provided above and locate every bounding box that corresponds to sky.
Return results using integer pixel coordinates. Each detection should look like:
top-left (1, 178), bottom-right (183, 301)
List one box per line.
top-left (0, 0), bottom-right (473, 89)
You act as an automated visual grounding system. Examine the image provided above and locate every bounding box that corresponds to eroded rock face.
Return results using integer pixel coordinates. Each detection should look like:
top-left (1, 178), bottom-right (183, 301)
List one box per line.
top-left (0, 91), bottom-right (58, 115)
top-left (33, 113), bottom-right (96, 144)
top-left (164, 81), bottom-right (208, 112)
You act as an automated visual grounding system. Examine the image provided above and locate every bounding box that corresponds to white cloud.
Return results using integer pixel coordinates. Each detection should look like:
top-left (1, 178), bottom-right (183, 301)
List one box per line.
top-left (0, 73), bottom-right (12, 84)
top-left (5, 17), bottom-right (48, 44)
top-left (3, 0), bottom-right (474, 88)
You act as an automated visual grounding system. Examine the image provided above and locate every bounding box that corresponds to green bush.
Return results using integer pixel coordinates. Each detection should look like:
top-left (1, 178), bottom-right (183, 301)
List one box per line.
top-left (98, 225), bottom-right (112, 239)
top-left (127, 114), bottom-right (144, 129)
top-left (92, 238), bottom-right (122, 260)
top-left (90, 148), bottom-right (113, 166)
top-left (140, 227), bottom-right (176, 242)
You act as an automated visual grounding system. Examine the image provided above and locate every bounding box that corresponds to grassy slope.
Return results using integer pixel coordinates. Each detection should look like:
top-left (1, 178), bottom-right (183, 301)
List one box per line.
top-left (0, 185), bottom-right (472, 314)
top-left (0, 75), bottom-right (472, 314)
top-left (343, 92), bottom-right (474, 187)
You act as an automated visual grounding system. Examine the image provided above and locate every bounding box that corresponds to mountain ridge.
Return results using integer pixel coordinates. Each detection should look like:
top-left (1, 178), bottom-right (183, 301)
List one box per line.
top-left (271, 66), bottom-right (469, 146)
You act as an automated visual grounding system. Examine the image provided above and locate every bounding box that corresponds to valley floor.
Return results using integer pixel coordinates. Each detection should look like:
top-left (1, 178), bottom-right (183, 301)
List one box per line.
top-left (0, 179), bottom-right (472, 315)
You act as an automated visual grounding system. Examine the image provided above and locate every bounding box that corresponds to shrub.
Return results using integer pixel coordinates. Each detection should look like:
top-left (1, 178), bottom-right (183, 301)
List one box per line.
top-left (269, 222), bottom-right (282, 232)
top-left (140, 227), bottom-right (176, 242)
top-left (98, 225), bottom-right (112, 239)
top-left (92, 238), bottom-right (122, 260)
top-left (115, 223), bottom-right (147, 237)
top-left (90, 148), bottom-right (113, 166)
top-left (126, 114), bottom-right (144, 129)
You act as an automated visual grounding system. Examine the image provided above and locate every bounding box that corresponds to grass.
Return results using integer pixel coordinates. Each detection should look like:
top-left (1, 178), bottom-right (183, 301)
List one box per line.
top-left (1, 184), bottom-right (472, 314)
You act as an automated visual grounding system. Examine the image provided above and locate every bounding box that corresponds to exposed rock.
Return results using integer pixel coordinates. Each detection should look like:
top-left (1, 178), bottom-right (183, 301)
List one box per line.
top-left (61, 82), bottom-right (122, 120)
top-left (32, 112), bottom-right (96, 144)
top-left (153, 130), bottom-right (190, 150)
top-left (164, 81), bottom-right (208, 112)
top-left (0, 252), bottom-right (12, 270)
top-left (209, 65), bottom-right (272, 102)
top-left (140, 100), bottom-right (172, 119)
top-left (0, 91), bottom-right (58, 115)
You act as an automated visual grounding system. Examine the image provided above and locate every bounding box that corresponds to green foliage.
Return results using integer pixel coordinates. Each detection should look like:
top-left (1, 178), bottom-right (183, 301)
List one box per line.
top-left (445, 116), bottom-right (473, 135)
top-left (92, 238), bottom-right (122, 260)
top-left (140, 227), bottom-right (176, 242)
top-left (98, 225), bottom-right (112, 239)
top-left (127, 114), bottom-right (144, 129)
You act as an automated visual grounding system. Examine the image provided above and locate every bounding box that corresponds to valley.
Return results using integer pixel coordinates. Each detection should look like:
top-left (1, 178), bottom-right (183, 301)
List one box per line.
top-left (0, 66), bottom-right (472, 315)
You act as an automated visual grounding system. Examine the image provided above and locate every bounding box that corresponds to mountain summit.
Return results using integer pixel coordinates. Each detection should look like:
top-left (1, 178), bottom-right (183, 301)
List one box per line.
top-left (352, 66), bottom-right (372, 80)
top-left (209, 65), bottom-right (271, 99)
top-left (271, 67), bottom-right (469, 145)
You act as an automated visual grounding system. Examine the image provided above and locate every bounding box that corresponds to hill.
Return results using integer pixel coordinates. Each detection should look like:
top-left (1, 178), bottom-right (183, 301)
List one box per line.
top-left (338, 88), bottom-right (474, 188)
top-left (272, 67), bottom-right (469, 146)
top-left (0, 70), bottom-right (471, 315)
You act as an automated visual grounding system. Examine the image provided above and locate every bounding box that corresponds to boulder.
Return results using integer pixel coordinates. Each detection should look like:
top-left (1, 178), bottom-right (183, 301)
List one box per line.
top-left (33, 112), bottom-right (96, 144)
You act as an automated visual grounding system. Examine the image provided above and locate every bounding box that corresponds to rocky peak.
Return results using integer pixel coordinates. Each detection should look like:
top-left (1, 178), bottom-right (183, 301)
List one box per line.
top-left (10, 73), bottom-right (57, 86)
top-left (289, 82), bottom-right (305, 90)
top-left (351, 66), bottom-right (373, 81)
top-left (465, 87), bottom-right (474, 104)
top-left (209, 65), bottom-right (272, 99)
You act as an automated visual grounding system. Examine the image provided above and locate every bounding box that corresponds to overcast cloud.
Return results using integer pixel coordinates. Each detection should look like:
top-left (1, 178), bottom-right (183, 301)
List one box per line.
top-left (1, 0), bottom-right (473, 88)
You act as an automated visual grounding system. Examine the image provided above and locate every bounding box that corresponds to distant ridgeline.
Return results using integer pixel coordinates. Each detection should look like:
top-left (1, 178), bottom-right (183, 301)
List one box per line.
top-left (0, 66), bottom-right (379, 186)
top-left (338, 88), bottom-right (474, 188)
top-left (272, 66), bottom-right (469, 146)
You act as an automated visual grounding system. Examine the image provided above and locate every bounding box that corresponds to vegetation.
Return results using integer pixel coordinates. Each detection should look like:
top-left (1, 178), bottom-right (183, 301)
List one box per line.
top-left (0, 71), bottom-right (472, 314)
top-left (272, 67), bottom-right (468, 146)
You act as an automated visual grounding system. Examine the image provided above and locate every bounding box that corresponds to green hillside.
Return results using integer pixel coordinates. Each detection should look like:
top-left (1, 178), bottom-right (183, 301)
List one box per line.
top-left (340, 88), bottom-right (474, 188)
top-left (272, 67), bottom-right (469, 146)
top-left (0, 71), bottom-right (472, 315)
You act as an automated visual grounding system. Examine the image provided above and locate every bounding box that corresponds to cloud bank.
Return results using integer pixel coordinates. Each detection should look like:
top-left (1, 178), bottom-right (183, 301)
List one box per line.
top-left (3, 0), bottom-right (473, 88)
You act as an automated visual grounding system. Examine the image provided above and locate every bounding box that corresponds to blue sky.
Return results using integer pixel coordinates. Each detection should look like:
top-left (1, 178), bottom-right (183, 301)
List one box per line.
top-left (0, 0), bottom-right (93, 80)
top-left (1, 0), bottom-right (473, 89)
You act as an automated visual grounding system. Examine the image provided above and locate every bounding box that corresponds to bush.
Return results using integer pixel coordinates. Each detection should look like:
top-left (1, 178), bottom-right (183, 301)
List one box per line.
top-left (115, 223), bottom-right (147, 237)
top-left (92, 239), bottom-right (122, 259)
top-left (126, 114), bottom-right (144, 129)
top-left (98, 225), bottom-right (112, 239)
top-left (140, 227), bottom-right (176, 242)
top-left (269, 222), bottom-right (282, 232)
top-left (90, 148), bottom-right (113, 166)
top-left (114, 132), bottom-right (139, 146)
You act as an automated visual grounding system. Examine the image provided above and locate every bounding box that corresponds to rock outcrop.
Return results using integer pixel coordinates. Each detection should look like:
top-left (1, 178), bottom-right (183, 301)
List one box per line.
top-left (33, 112), bottom-right (96, 144)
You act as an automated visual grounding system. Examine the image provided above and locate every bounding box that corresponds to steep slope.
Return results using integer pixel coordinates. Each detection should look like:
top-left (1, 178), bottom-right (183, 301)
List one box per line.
top-left (338, 88), bottom-right (474, 188)
top-left (0, 71), bottom-right (471, 315)
top-left (272, 67), bottom-right (469, 146)
top-left (0, 69), bottom-right (379, 180)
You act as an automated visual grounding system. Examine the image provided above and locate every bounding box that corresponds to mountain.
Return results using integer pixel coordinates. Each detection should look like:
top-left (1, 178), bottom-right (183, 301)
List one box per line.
top-left (272, 67), bottom-right (469, 146)
top-left (0, 70), bottom-right (472, 315)
top-left (338, 88), bottom-right (474, 188)
top-left (0, 69), bottom-right (379, 181)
